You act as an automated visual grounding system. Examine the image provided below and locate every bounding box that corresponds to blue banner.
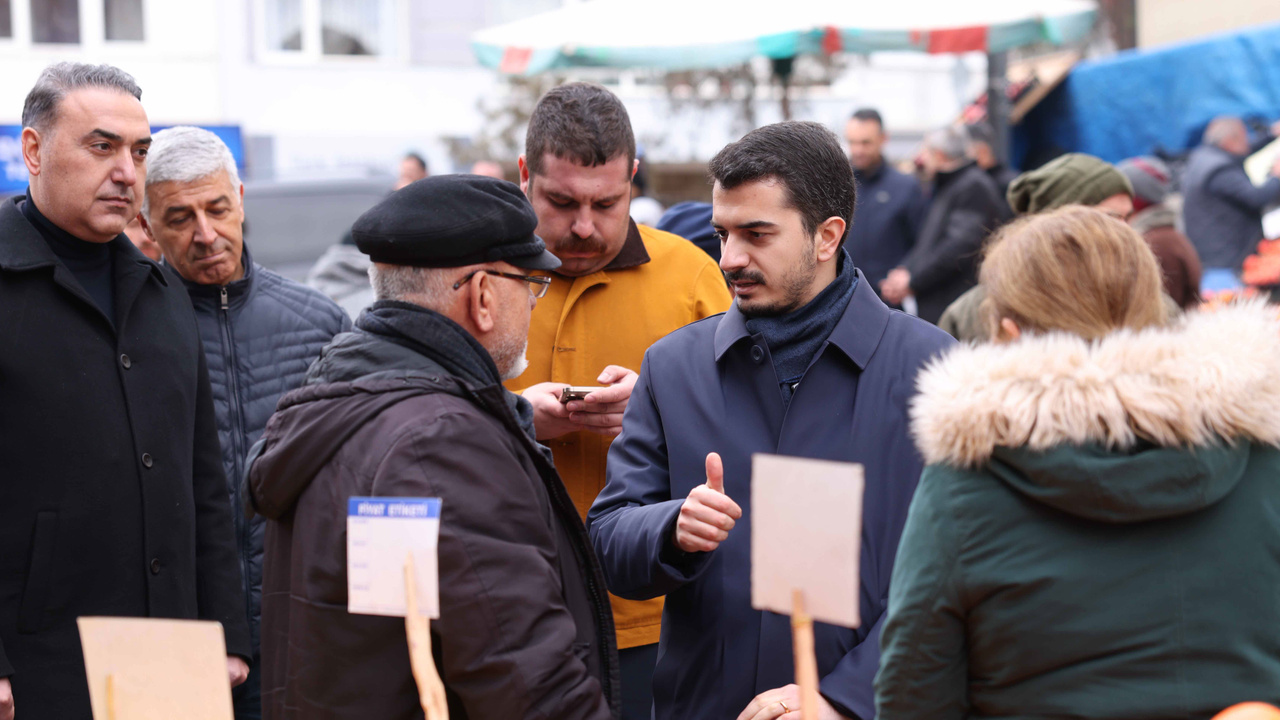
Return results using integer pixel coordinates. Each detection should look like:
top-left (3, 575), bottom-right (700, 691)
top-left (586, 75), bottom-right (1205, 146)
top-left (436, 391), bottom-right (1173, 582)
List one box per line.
top-left (0, 123), bottom-right (244, 195)
top-left (347, 497), bottom-right (442, 519)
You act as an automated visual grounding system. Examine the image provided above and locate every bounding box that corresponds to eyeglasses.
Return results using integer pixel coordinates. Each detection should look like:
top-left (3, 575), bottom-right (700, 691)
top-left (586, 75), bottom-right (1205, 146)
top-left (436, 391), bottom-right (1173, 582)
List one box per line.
top-left (452, 269), bottom-right (552, 298)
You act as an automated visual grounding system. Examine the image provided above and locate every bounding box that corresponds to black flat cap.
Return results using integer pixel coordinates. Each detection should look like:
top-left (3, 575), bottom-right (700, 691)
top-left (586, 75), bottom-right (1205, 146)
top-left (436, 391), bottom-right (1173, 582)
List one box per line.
top-left (353, 174), bottom-right (560, 270)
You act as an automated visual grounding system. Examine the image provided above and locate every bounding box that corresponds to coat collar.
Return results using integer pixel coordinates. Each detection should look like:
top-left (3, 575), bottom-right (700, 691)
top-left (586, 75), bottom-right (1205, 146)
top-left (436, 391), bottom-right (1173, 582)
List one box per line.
top-left (714, 267), bottom-right (889, 370)
top-left (601, 218), bottom-right (650, 271)
top-left (0, 195), bottom-right (167, 283)
top-left (911, 302), bottom-right (1280, 468)
top-left (853, 159), bottom-right (886, 185)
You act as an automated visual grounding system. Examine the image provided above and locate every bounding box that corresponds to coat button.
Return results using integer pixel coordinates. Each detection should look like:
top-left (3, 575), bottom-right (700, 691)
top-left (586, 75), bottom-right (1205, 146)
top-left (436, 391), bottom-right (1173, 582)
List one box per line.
top-left (141, 453), bottom-right (153, 468)
top-left (120, 354), bottom-right (132, 369)
top-left (150, 558), bottom-right (161, 574)
top-left (750, 345), bottom-right (765, 363)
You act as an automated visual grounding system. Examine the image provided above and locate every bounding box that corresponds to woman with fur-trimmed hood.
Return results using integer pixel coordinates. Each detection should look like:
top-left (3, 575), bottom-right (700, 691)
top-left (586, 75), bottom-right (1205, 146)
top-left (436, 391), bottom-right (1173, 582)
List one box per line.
top-left (875, 206), bottom-right (1280, 718)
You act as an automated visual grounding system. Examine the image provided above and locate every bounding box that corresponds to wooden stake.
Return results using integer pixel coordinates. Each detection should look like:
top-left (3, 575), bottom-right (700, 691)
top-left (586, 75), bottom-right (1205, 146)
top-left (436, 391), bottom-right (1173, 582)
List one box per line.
top-left (105, 673), bottom-right (117, 720)
top-left (792, 589), bottom-right (819, 720)
top-left (405, 554), bottom-right (449, 720)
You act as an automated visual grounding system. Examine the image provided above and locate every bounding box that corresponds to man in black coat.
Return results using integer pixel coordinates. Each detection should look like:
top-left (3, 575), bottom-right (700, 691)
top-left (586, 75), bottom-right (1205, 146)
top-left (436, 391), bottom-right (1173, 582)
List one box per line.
top-left (140, 126), bottom-right (350, 720)
top-left (0, 63), bottom-right (251, 720)
top-left (247, 175), bottom-right (619, 719)
top-left (881, 125), bottom-right (1010, 324)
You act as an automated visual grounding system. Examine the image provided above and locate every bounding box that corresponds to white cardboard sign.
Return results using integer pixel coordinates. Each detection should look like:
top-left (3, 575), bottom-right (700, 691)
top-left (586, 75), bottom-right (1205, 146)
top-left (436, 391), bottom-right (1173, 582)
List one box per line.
top-left (79, 616), bottom-right (233, 720)
top-left (750, 454), bottom-right (864, 628)
top-left (347, 497), bottom-right (441, 618)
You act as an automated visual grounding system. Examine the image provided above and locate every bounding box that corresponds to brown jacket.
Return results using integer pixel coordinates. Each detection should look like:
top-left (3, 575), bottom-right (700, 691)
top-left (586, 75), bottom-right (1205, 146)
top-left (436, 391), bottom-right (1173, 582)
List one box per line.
top-left (248, 302), bottom-right (620, 720)
top-left (1131, 205), bottom-right (1202, 309)
top-left (507, 222), bottom-right (731, 648)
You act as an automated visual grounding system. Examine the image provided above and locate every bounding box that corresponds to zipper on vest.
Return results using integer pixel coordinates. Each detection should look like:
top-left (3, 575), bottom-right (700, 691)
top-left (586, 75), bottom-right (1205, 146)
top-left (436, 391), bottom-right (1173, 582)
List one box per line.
top-left (218, 283), bottom-right (251, 626)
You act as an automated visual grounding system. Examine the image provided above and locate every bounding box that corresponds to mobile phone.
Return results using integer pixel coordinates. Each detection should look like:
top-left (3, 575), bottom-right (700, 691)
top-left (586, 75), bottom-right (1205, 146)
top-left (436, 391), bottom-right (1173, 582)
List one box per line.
top-left (560, 386), bottom-right (607, 404)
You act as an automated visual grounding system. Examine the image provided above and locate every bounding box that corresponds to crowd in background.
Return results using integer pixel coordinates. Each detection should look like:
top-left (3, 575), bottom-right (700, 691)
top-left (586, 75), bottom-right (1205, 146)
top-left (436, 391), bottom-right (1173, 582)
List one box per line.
top-left (3, 58), bottom-right (1280, 720)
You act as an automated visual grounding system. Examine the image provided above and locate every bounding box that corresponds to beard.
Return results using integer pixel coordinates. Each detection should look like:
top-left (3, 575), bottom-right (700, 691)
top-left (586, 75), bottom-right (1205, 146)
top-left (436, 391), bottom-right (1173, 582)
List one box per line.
top-left (493, 332), bottom-right (530, 381)
top-left (729, 249), bottom-right (819, 318)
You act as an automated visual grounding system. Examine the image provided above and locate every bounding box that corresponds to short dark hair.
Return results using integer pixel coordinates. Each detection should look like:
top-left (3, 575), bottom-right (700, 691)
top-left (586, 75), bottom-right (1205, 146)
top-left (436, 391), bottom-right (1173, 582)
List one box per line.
top-left (403, 152), bottom-right (428, 173)
top-left (525, 82), bottom-right (635, 177)
top-left (708, 121), bottom-right (856, 246)
top-left (23, 62), bottom-right (142, 134)
top-left (965, 121), bottom-right (996, 147)
top-left (850, 108), bottom-right (883, 130)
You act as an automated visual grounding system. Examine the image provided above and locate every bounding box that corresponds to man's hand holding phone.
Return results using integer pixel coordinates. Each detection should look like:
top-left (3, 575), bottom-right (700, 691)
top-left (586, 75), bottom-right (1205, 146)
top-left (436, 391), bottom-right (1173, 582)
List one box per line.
top-left (524, 365), bottom-right (639, 440)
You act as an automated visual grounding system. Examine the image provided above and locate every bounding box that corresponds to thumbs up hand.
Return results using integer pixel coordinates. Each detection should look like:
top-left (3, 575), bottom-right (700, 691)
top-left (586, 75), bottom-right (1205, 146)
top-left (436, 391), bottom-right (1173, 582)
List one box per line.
top-left (673, 452), bottom-right (743, 553)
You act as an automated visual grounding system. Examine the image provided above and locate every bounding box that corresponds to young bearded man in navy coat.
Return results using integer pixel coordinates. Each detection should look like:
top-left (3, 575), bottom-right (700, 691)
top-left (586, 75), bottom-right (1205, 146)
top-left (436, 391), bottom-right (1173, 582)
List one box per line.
top-left (588, 121), bottom-right (954, 720)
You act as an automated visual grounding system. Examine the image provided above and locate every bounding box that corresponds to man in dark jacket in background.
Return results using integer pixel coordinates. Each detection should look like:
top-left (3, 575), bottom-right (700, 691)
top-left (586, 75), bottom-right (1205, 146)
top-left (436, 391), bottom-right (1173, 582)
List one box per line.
top-left (965, 121), bottom-right (1019, 203)
top-left (1182, 116), bottom-right (1280, 270)
top-left (140, 126), bottom-right (350, 719)
top-left (0, 63), bottom-right (250, 720)
top-left (843, 108), bottom-right (927, 299)
top-left (247, 175), bottom-right (619, 719)
top-left (880, 125), bottom-right (1009, 324)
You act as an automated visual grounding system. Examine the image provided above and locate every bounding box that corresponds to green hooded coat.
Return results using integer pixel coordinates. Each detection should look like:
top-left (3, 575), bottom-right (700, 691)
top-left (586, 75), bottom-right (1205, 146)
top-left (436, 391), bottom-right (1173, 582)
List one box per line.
top-left (876, 303), bottom-right (1280, 719)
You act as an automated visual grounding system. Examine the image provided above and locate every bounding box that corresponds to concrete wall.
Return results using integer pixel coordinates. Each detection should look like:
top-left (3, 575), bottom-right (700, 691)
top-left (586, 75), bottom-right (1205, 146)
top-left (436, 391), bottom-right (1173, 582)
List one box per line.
top-left (1137, 0), bottom-right (1280, 47)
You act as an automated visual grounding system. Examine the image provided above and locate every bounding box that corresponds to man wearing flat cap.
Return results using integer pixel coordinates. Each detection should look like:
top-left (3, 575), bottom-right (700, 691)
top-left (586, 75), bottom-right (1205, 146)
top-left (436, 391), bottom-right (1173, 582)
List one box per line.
top-left (246, 174), bottom-right (621, 719)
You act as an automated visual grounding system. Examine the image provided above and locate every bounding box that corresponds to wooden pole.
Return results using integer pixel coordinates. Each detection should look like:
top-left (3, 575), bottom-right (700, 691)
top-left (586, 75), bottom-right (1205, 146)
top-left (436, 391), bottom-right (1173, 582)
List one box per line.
top-left (105, 673), bottom-right (117, 720)
top-left (792, 589), bottom-right (819, 720)
top-left (405, 554), bottom-right (449, 720)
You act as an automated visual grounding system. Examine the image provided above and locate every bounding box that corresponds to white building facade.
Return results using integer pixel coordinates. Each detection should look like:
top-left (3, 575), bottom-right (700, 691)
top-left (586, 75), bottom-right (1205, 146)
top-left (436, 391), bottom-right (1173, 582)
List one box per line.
top-left (0, 0), bottom-right (987, 183)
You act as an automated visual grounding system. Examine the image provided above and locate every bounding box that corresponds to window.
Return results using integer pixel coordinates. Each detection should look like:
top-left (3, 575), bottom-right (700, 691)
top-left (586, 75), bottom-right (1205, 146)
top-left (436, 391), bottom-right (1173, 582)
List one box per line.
top-left (320, 0), bottom-right (378, 56)
top-left (0, 0), bottom-right (12, 39)
top-left (258, 0), bottom-right (398, 61)
top-left (32, 0), bottom-right (79, 43)
top-left (104, 0), bottom-right (142, 41)
top-left (265, 0), bottom-right (301, 51)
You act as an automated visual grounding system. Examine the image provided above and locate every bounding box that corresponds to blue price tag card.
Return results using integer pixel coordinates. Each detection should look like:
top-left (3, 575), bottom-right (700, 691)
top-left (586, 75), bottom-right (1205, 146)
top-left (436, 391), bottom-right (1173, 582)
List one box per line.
top-left (346, 497), bottom-right (442, 618)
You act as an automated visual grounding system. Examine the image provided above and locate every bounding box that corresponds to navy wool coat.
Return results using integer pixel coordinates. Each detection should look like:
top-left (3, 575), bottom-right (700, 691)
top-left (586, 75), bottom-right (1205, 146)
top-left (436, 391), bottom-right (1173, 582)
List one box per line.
top-left (588, 274), bottom-right (954, 720)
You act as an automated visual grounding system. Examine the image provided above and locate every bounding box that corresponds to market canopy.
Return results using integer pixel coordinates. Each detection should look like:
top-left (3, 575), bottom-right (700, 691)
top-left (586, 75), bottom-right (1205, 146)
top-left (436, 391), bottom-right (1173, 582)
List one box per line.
top-left (472, 0), bottom-right (1098, 76)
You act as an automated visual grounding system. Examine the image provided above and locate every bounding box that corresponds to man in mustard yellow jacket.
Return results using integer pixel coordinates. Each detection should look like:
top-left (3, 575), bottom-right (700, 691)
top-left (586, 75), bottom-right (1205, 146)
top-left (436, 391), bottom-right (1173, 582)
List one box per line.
top-left (507, 82), bottom-right (731, 720)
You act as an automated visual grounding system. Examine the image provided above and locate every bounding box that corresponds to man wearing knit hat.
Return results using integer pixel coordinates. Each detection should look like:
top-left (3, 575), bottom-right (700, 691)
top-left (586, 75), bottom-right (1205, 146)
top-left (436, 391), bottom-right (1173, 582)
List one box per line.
top-left (1119, 156), bottom-right (1202, 309)
top-left (937, 153), bottom-right (1135, 341)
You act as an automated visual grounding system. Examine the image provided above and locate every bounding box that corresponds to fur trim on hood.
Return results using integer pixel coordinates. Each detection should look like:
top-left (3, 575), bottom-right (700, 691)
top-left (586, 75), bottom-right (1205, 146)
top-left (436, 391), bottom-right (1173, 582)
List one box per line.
top-left (911, 302), bottom-right (1280, 467)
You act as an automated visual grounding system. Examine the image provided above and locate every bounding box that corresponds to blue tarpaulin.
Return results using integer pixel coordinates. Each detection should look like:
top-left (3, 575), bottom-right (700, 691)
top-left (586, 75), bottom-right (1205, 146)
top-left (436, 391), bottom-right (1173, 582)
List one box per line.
top-left (1014, 22), bottom-right (1280, 168)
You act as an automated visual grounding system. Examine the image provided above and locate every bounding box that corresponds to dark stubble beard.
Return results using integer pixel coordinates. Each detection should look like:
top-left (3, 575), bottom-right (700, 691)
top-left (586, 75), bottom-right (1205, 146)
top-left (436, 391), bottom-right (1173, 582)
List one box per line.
top-left (729, 245), bottom-right (819, 318)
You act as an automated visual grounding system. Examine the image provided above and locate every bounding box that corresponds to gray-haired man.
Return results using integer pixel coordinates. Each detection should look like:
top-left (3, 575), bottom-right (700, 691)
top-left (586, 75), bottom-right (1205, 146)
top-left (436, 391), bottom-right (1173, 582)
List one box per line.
top-left (139, 126), bottom-right (350, 719)
top-left (0, 64), bottom-right (251, 719)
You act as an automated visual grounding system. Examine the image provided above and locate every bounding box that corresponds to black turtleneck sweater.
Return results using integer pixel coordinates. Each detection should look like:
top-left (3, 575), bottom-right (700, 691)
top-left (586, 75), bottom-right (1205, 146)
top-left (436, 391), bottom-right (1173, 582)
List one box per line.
top-left (22, 193), bottom-right (116, 325)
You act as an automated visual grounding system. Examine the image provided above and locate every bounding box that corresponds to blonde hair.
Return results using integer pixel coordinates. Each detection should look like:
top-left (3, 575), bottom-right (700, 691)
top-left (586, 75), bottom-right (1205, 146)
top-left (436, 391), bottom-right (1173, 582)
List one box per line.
top-left (981, 205), bottom-right (1166, 341)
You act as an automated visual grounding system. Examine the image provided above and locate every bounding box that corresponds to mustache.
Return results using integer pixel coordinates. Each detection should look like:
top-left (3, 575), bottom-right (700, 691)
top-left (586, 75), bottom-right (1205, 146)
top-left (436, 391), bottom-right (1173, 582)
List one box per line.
top-left (551, 233), bottom-right (609, 255)
top-left (101, 185), bottom-right (135, 200)
top-left (724, 268), bottom-right (766, 285)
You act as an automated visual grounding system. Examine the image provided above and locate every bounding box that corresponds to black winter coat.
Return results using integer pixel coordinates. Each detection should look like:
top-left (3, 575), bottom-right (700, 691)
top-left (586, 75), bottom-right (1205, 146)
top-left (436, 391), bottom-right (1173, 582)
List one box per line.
top-left (248, 302), bottom-right (620, 720)
top-left (178, 247), bottom-right (349, 654)
top-left (0, 196), bottom-right (250, 718)
top-left (903, 162), bottom-right (1010, 324)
